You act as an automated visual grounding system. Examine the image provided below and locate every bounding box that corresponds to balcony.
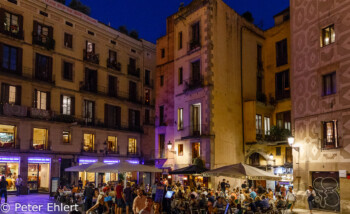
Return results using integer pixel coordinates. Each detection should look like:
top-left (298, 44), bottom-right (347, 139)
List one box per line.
top-left (79, 82), bottom-right (97, 93)
top-left (83, 50), bottom-right (99, 65)
top-left (127, 65), bottom-right (140, 78)
top-left (144, 117), bottom-right (155, 126)
top-left (189, 40), bottom-right (201, 51)
top-left (128, 125), bottom-right (143, 133)
top-left (1, 26), bottom-right (24, 40)
top-left (2, 103), bottom-right (27, 117)
top-left (144, 98), bottom-right (155, 106)
top-left (107, 145), bottom-right (120, 155)
top-left (144, 79), bottom-right (154, 88)
top-left (180, 124), bottom-right (211, 139)
top-left (107, 59), bottom-right (121, 71)
top-left (31, 140), bottom-right (49, 151)
top-left (257, 126), bottom-right (290, 143)
top-left (183, 76), bottom-right (204, 92)
top-left (29, 108), bottom-right (52, 120)
top-left (81, 147), bottom-right (96, 153)
top-left (32, 34), bottom-right (55, 50)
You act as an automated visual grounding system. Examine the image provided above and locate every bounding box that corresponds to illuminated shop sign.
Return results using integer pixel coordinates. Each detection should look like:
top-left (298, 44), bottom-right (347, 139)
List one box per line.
top-left (103, 160), bottom-right (120, 164)
top-left (79, 159), bottom-right (98, 164)
top-left (127, 160), bottom-right (139, 164)
top-left (0, 157), bottom-right (20, 163)
top-left (28, 157), bottom-right (51, 164)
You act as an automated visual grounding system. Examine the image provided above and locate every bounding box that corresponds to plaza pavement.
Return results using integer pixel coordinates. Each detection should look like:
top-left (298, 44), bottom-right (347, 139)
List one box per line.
top-left (0, 194), bottom-right (339, 214)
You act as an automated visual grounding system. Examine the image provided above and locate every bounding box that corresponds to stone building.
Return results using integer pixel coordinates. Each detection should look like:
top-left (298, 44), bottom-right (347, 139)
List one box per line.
top-left (291, 0), bottom-right (350, 212)
top-left (0, 0), bottom-right (155, 194)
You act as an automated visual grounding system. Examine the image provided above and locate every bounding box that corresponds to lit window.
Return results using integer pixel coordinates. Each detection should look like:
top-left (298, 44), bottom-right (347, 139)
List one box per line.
top-left (5, 12), bottom-right (19, 33)
top-left (33, 128), bottom-right (48, 150)
top-left (321, 25), bottom-right (335, 47)
top-left (83, 134), bottom-right (94, 152)
top-left (323, 121), bottom-right (338, 149)
top-left (62, 96), bottom-right (72, 115)
top-left (264, 117), bottom-right (270, 135)
top-left (256, 115), bottom-right (262, 135)
top-left (36, 90), bottom-right (47, 110)
top-left (63, 131), bottom-right (70, 144)
top-left (87, 41), bottom-right (93, 53)
top-left (178, 144), bottom-right (183, 156)
top-left (8, 86), bottom-right (16, 104)
top-left (0, 125), bottom-right (15, 148)
top-left (177, 108), bottom-right (183, 130)
top-left (107, 136), bottom-right (118, 153)
top-left (322, 72), bottom-right (336, 96)
top-left (128, 138), bottom-right (137, 154)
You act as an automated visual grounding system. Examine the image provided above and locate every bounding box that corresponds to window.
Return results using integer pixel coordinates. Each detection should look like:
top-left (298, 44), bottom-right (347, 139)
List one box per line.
top-left (61, 95), bottom-right (74, 115)
top-left (159, 106), bottom-right (164, 125)
top-left (178, 144), bottom-right (183, 156)
top-left (1, 83), bottom-right (21, 105)
top-left (86, 41), bottom-right (95, 53)
top-left (264, 117), bottom-right (270, 135)
top-left (62, 131), bottom-right (70, 144)
top-left (0, 125), bottom-right (15, 148)
top-left (178, 108), bottom-right (183, 130)
top-left (321, 25), bottom-right (335, 47)
top-left (39, 11), bottom-right (48, 17)
top-left (129, 81), bottom-right (137, 101)
top-left (322, 72), bottom-right (336, 96)
top-left (276, 38), bottom-right (287, 66)
top-left (191, 60), bottom-right (201, 85)
top-left (87, 30), bottom-right (94, 36)
top-left (160, 75), bottom-right (164, 87)
top-left (64, 33), bottom-right (73, 48)
top-left (192, 142), bottom-right (200, 159)
top-left (249, 153), bottom-right (260, 166)
top-left (159, 134), bottom-right (165, 158)
top-left (128, 138), bottom-right (137, 154)
top-left (35, 53), bottom-right (52, 82)
top-left (145, 89), bottom-right (150, 105)
top-left (178, 31), bottom-right (183, 49)
top-left (191, 104), bottom-right (201, 136)
top-left (33, 128), bottom-right (48, 150)
top-left (83, 68), bottom-right (97, 92)
top-left (83, 100), bottom-right (95, 125)
top-left (275, 70), bottom-right (290, 100)
top-left (322, 121), bottom-right (338, 149)
top-left (65, 21), bottom-right (73, 27)
top-left (107, 50), bottom-right (119, 70)
top-left (105, 104), bottom-right (121, 128)
top-left (34, 90), bottom-right (49, 110)
top-left (178, 67), bottom-right (183, 85)
top-left (276, 111), bottom-right (291, 131)
top-left (190, 22), bottom-right (200, 50)
top-left (144, 109), bottom-right (150, 125)
top-left (128, 58), bottom-right (138, 77)
top-left (108, 75), bottom-right (118, 97)
top-left (83, 133), bottom-right (94, 152)
top-left (257, 44), bottom-right (263, 93)
top-left (161, 48), bottom-right (165, 58)
top-left (285, 147), bottom-right (292, 163)
top-left (257, 44), bottom-right (263, 70)
top-left (107, 136), bottom-right (118, 153)
top-left (1, 44), bottom-right (22, 74)
top-left (128, 109), bottom-right (140, 130)
top-left (33, 21), bottom-right (54, 49)
top-left (1, 10), bottom-right (23, 39)
top-left (62, 61), bottom-right (73, 81)
top-left (145, 70), bottom-right (151, 86)
top-left (276, 147), bottom-right (281, 156)
top-left (256, 115), bottom-right (262, 135)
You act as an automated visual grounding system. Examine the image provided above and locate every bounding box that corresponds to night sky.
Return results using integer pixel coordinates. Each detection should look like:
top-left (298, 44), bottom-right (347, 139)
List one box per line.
top-left (67, 0), bottom-right (289, 43)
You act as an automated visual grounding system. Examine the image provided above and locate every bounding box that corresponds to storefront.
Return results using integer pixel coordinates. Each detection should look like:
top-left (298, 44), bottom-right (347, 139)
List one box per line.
top-left (0, 156), bottom-right (20, 192)
top-left (78, 158), bottom-right (97, 186)
top-left (27, 157), bottom-right (51, 193)
top-left (103, 159), bottom-right (120, 184)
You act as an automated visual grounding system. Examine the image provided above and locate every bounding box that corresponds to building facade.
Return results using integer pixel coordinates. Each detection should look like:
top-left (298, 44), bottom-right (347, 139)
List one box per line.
top-left (244, 8), bottom-right (293, 190)
top-left (0, 0), bottom-right (155, 194)
top-left (291, 0), bottom-right (350, 212)
top-left (155, 0), bottom-right (265, 187)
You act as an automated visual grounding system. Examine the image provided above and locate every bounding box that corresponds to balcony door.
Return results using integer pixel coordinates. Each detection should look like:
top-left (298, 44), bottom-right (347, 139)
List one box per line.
top-left (191, 104), bottom-right (201, 136)
top-left (192, 142), bottom-right (200, 160)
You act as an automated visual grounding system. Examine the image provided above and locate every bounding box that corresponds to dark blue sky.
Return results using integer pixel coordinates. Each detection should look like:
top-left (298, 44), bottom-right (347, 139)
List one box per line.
top-left (68, 0), bottom-right (289, 43)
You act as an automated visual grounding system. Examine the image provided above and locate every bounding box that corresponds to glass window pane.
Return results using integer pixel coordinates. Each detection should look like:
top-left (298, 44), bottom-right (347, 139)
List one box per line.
top-left (9, 86), bottom-right (16, 104)
top-left (33, 128), bottom-right (47, 150)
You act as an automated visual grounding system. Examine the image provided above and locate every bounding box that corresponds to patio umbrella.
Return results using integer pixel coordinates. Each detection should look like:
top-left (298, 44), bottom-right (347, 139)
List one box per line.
top-left (64, 162), bottom-right (106, 172)
top-left (169, 165), bottom-right (208, 175)
top-left (203, 163), bottom-right (281, 181)
top-left (89, 161), bottom-right (162, 173)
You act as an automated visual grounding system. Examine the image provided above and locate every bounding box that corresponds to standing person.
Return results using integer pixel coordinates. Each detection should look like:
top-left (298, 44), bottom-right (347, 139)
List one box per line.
top-left (280, 185), bottom-right (287, 197)
top-left (250, 188), bottom-right (257, 200)
top-left (241, 181), bottom-right (247, 189)
top-left (124, 182), bottom-right (134, 214)
top-left (0, 176), bottom-right (8, 203)
top-left (15, 175), bottom-right (23, 196)
top-left (306, 186), bottom-right (316, 214)
top-left (115, 180), bottom-right (124, 214)
top-left (86, 188), bottom-right (105, 214)
top-left (220, 179), bottom-right (226, 194)
top-left (226, 180), bottom-right (230, 190)
top-left (83, 183), bottom-right (94, 211)
top-left (139, 197), bottom-right (154, 214)
top-left (133, 189), bottom-right (147, 214)
top-left (151, 181), bottom-right (157, 200)
top-left (286, 187), bottom-right (296, 212)
top-left (78, 177), bottom-right (83, 190)
top-left (275, 182), bottom-right (281, 196)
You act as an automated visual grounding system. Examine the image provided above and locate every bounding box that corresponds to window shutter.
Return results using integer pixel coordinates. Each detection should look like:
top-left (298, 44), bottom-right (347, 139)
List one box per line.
top-left (71, 96), bottom-right (75, 115)
top-left (33, 89), bottom-right (37, 108)
top-left (18, 14), bottom-right (23, 38)
top-left (60, 94), bottom-right (63, 114)
top-left (322, 122), bottom-right (326, 149)
top-left (116, 106), bottom-right (121, 127)
top-left (48, 26), bottom-right (53, 39)
top-left (128, 109), bottom-right (132, 127)
top-left (135, 110), bottom-right (140, 127)
top-left (46, 91), bottom-right (50, 110)
top-left (104, 104), bottom-right (108, 125)
top-left (15, 85), bottom-right (21, 105)
top-left (17, 48), bottom-right (22, 75)
top-left (48, 57), bottom-right (53, 82)
top-left (0, 43), bottom-right (3, 69)
top-left (92, 102), bottom-right (95, 123)
top-left (33, 21), bottom-right (38, 37)
top-left (0, 9), bottom-right (5, 34)
top-left (92, 43), bottom-right (95, 54)
top-left (1, 84), bottom-right (8, 104)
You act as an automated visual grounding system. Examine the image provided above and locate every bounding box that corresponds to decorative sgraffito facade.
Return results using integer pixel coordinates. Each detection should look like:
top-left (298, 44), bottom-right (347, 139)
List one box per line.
top-left (291, 0), bottom-right (350, 212)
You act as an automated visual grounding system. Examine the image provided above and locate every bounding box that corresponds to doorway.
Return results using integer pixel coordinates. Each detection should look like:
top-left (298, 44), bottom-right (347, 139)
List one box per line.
top-left (28, 163), bottom-right (50, 193)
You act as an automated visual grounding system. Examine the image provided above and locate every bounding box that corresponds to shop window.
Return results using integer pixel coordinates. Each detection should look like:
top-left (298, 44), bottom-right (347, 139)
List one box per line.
top-left (61, 95), bottom-right (74, 115)
top-left (178, 67), bottom-right (183, 85)
top-left (1, 44), bottom-right (22, 75)
top-left (32, 128), bottom-right (48, 150)
top-left (128, 138), bottom-right (137, 154)
top-left (275, 70), bottom-right (290, 100)
top-left (0, 160), bottom-right (19, 191)
top-left (107, 136), bottom-right (118, 153)
top-left (62, 131), bottom-right (70, 144)
top-left (83, 133), bottom-right (94, 152)
top-left (264, 117), bottom-right (270, 135)
top-left (63, 61), bottom-right (73, 81)
top-left (322, 72), bottom-right (336, 96)
top-left (177, 108), bottom-right (183, 130)
top-left (276, 38), bottom-right (288, 66)
top-left (178, 144), bottom-right (183, 156)
top-left (321, 25), bottom-right (335, 47)
top-left (0, 124), bottom-right (15, 148)
top-left (1, 83), bottom-right (21, 105)
top-left (34, 90), bottom-right (49, 110)
top-left (256, 115), bottom-right (262, 135)
top-left (64, 33), bottom-right (73, 48)
top-left (276, 147), bottom-right (281, 156)
top-left (322, 121), bottom-right (338, 149)
top-left (192, 142), bottom-right (200, 160)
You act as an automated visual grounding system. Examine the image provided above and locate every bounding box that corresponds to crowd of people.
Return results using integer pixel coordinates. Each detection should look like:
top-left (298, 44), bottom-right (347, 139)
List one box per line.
top-left (55, 177), bottom-right (315, 214)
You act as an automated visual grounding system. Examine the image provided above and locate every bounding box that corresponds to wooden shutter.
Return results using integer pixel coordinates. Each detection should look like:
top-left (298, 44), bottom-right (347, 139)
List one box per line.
top-left (48, 56), bottom-right (53, 82)
top-left (0, 9), bottom-right (5, 34)
top-left (128, 109), bottom-right (132, 127)
top-left (71, 96), bottom-right (75, 115)
top-left (60, 94), bottom-right (63, 114)
top-left (33, 89), bottom-right (37, 108)
top-left (46, 91), bottom-right (50, 110)
top-left (15, 85), bottom-right (21, 105)
top-left (0, 43), bottom-right (3, 69)
top-left (135, 110), bottom-right (140, 127)
top-left (104, 104), bottom-right (108, 125)
top-left (116, 106), bottom-right (121, 127)
top-left (92, 43), bottom-right (95, 54)
top-left (33, 21), bottom-right (38, 38)
top-left (92, 101), bottom-right (95, 124)
top-left (48, 26), bottom-right (53, 39)
top-left (17, 47), bottom-right (22, 75)
top-left (1, 84), bottom-right (9, 104)
top-left (18, 14), bottom-right (23, 38)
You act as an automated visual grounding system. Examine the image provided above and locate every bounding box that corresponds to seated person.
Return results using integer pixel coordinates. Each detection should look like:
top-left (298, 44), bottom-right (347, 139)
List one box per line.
top-left (189, 194), bottom-right (199, 210)
top-left (275, 195), bottom-right (286, 209)
top-left (254, 196), bottom-right (264, 210)
top-left (248, 198), bottom-right (257, 213)
top-left (261, 195), bottom-right (270, 209)
top-left (199, 193), bottom-right (207, 209)
top-left (213, 196), bottom-right (226, 209)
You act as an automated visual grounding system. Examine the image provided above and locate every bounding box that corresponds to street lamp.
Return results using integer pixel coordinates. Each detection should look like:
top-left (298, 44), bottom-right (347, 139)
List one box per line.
top-left (288, 137), bottom-right (294, 146)
top-left (269, 153), bottom-right (274, 160)
top-left (167, 141), bottom-right (172, 150)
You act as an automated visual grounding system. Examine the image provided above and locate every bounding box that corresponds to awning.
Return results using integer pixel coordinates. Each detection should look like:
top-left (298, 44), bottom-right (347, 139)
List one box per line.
top-left (169, 165), bottom-right (208, 175)
top-left (64, 162), bottom-right (106, 172)
top-left (203, 163), bottom-right (281, 181)
top-left (88, 161), bottom-right (162, 173)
